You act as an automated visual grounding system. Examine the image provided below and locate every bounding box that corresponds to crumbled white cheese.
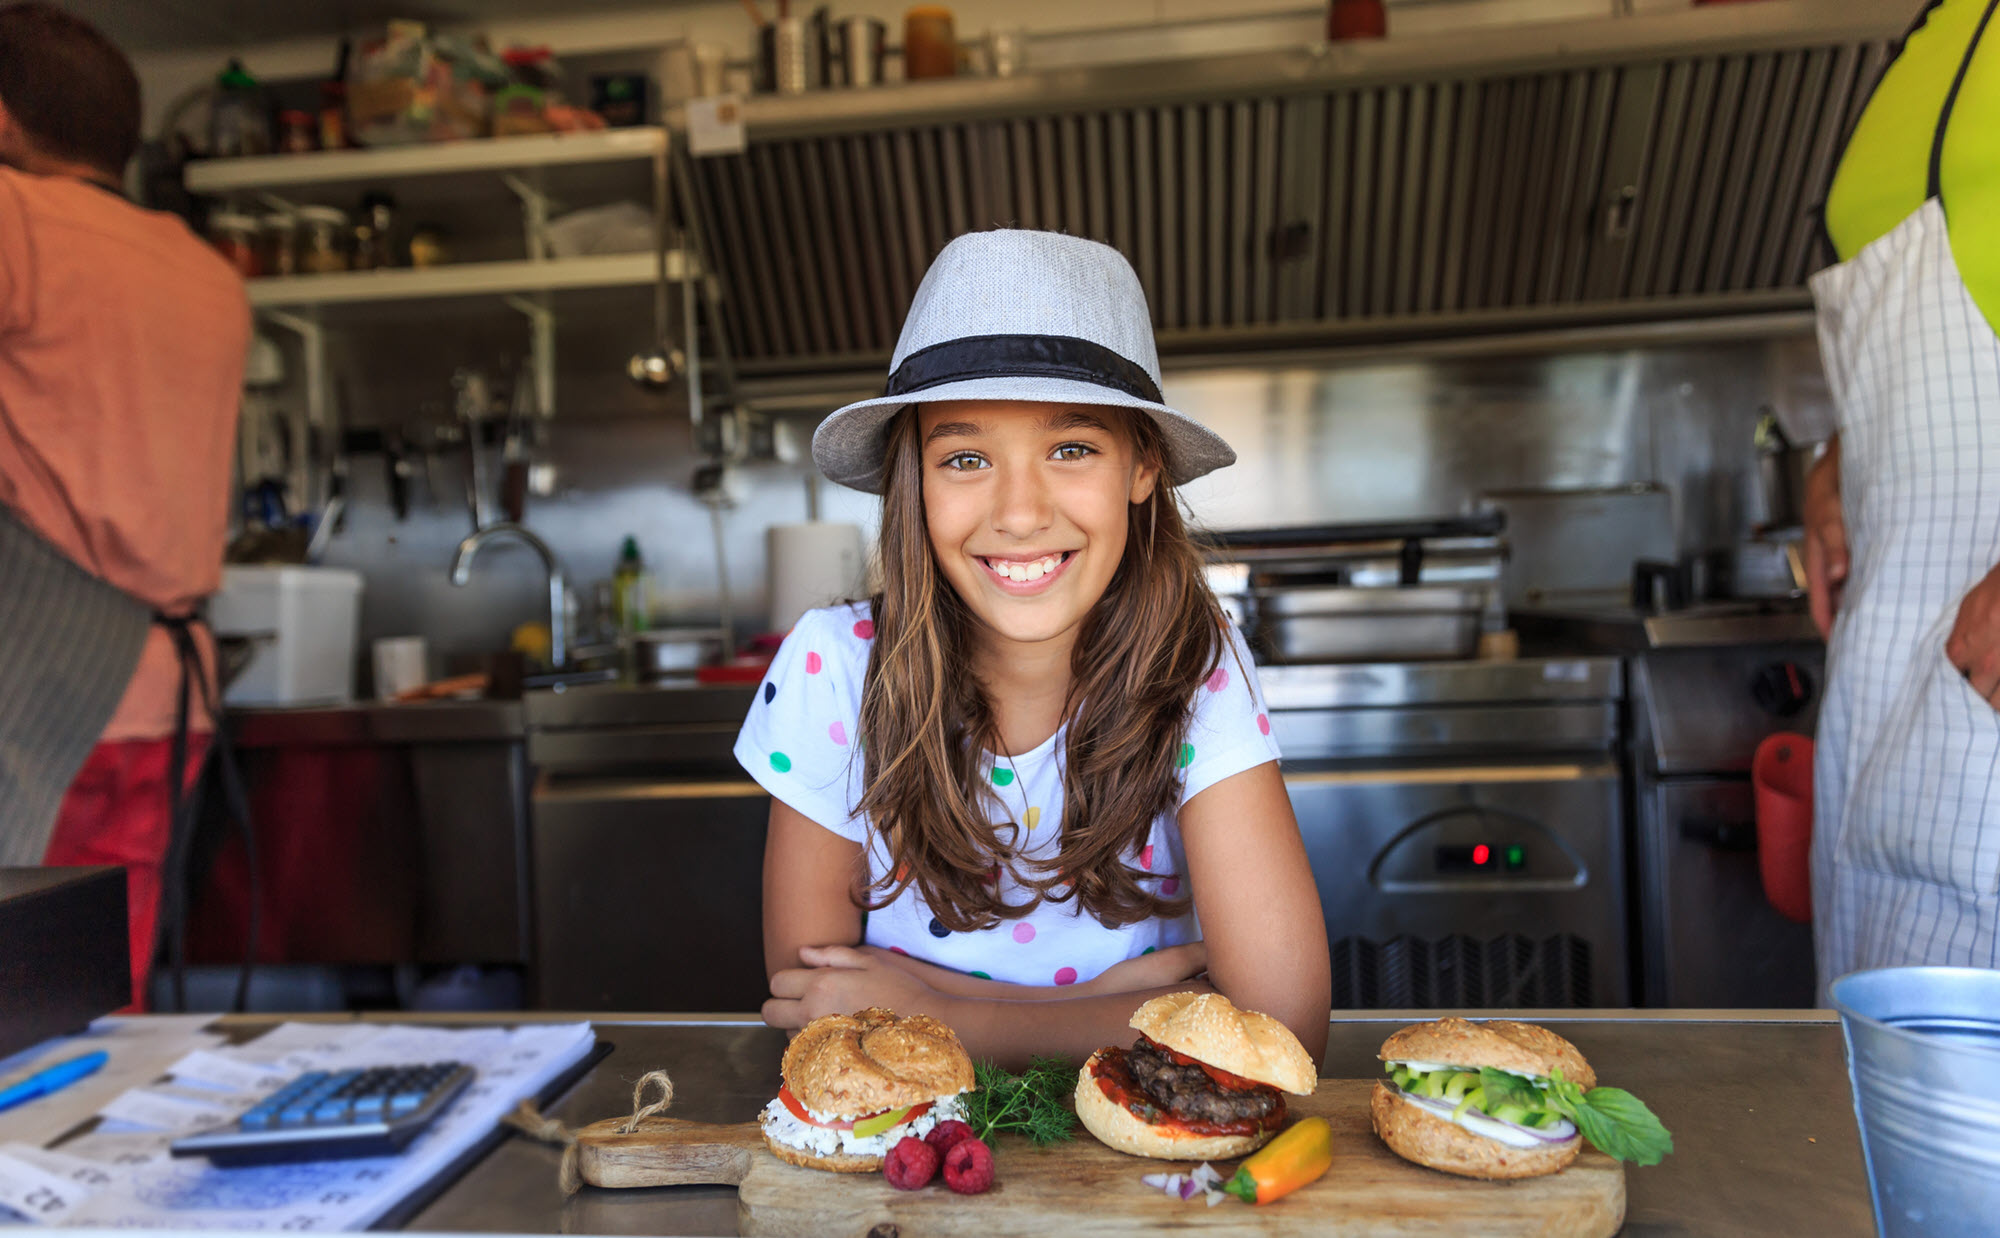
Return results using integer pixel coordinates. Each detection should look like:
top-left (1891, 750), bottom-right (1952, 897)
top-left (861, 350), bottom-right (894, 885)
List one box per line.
top-left (759, 1092), bottom-right (967, 1158)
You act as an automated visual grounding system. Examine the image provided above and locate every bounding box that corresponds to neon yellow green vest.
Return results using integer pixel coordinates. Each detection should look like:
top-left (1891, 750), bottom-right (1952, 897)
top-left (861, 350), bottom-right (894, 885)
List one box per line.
top-left (1825, 0), bottom-right (2000, 334)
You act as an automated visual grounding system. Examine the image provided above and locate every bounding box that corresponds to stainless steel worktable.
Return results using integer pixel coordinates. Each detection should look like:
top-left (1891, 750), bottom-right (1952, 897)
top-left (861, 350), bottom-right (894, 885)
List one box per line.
top-left (350, 1010), bottom-right (1870, 1236)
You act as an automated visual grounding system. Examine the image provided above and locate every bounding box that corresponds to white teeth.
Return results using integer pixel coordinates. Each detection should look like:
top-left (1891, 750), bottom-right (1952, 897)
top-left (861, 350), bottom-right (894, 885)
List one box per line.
top-left (987, 553), bottom-right (1065, 583)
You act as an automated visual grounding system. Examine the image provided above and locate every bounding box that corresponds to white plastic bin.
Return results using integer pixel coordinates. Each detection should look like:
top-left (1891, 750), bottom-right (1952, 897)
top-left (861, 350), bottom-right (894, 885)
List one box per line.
top-left (210, 566), bottom-right (364, 706)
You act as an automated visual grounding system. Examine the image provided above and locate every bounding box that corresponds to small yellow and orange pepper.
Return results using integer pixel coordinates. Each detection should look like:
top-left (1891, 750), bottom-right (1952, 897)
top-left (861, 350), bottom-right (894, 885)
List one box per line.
top-left (1221, 1116), bottom-right (1334, 1205)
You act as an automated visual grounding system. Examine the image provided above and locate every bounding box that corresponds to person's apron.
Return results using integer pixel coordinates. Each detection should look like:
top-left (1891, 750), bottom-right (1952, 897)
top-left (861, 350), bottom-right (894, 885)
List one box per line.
top-left (1809, 196), bottom-right (2000, 992)
top-left (0, 506), bottom-right (150, 865)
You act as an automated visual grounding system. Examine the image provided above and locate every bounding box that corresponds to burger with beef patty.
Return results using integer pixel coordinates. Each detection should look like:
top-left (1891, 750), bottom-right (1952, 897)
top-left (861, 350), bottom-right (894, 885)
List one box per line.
top-left (1076, 992), bottom-right (1318, 1161)
top-left (758, 1007), bottom-right (975, 1172)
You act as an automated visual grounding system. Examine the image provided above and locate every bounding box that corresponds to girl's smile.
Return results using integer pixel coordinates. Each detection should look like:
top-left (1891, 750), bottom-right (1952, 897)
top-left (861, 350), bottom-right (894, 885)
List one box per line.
top-left (919, 399), bottom-right (1157, 650)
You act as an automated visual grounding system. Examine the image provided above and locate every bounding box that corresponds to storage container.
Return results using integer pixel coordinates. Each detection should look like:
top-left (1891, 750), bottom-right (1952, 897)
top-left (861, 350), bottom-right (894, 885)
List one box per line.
top-left (210, 566), bottom-right (364, 706)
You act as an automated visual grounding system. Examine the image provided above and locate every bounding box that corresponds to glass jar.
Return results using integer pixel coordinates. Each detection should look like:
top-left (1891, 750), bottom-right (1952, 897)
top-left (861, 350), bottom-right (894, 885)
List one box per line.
top-left (261, 212), bottom-right (299, 277)
top-left (207, 210), bottom-right (262, 278)
top-left (296, 205), bottom-right (351, 274)
top-left (903, 6), bottom-right (956, 80)
top-left (278, 108), bottom-right (317, 154)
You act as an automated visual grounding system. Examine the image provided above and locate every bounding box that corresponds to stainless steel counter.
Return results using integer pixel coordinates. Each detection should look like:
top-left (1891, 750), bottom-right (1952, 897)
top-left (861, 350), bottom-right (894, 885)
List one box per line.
top-left (229, 699), bottom-right (525, 748)
top-left (382, 1011), bottom-right (1868, 1236)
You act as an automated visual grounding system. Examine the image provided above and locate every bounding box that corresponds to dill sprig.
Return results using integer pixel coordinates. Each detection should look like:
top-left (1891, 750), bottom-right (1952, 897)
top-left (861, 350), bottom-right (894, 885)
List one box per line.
top-left (958, 1056), bottom-right (1077, 1146)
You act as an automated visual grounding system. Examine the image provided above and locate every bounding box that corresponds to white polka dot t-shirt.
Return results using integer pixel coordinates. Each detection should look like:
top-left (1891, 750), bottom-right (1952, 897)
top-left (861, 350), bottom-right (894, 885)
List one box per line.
top-left (734, 600), bottom-right (1283, 988)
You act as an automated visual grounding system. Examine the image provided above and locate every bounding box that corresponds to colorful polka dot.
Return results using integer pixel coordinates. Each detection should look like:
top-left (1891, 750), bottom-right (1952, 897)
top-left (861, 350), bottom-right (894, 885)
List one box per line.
top-left (1257, 713), bottom-right (1271, 735)
top-left (991, 767), bottom-right (1015, 787)
top-left (1054, 967), bottom-right (1078, 986)
top-left (1206, 667), bottom-right (1230, 693)
top-left (889, 946), bottom-right (908, 955)
top-left (1161, 877), bottom-right (1181, 896)
top-left (1141, 946), bottom-right (1156, 956)
top-left (805, 651), bottom-right (823, 674)
top-left (853, 618), bottom-right (875, 640)
top-left (828, 720), bottom-right (848, 746)
top-left (1176, 743), bottom-right (1195, 769)
top-left (1025, 806), bottom-right (1042, 830)
top-left (895, 863), bottom-right (911, 882)
top-left (970, 970), bottom-right (991, 980)
top-left (982, 866), bottom-right (1001, 885)
top-left (762, 681), bottom-right (776, 704)
top-left (928, 917), bottom-right (950, 938)
top-left (1140, 844), bottom-right (1155, 871)
top-left (1012, 922), bottom-right (1036, 944)
top-left (769, 751), bottom-right (792, 773)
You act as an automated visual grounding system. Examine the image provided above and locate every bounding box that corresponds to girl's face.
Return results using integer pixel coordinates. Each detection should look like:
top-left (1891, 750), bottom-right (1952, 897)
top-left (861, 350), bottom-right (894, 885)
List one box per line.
top-left (918, 400), bottom-right (1159, 652)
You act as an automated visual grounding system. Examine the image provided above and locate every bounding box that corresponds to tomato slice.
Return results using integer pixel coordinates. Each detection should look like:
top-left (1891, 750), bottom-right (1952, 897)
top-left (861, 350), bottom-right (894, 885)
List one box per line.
top-left (777, 1086), bottom-right (852, 1129)
top-left (776, 1086), bottom-right (933, 1133)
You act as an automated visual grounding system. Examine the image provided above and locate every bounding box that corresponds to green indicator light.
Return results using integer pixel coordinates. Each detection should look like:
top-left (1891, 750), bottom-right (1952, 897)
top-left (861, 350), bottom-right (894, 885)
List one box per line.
top-left (1505, 845), bottom-right (1526, 868)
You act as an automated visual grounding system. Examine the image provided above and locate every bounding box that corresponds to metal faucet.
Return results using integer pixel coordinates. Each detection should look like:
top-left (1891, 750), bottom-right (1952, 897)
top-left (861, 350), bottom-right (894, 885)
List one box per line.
top-left (450, 522), bottom-right (568, 670)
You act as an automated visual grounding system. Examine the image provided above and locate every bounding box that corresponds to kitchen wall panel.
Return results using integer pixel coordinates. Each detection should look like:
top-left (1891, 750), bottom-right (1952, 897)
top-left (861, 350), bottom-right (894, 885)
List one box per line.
top-left (315, 333), bottom-right (1828, 673)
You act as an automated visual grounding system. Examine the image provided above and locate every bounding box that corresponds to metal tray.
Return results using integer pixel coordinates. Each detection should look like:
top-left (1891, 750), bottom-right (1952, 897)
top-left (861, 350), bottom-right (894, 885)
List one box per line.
top-left (1256, 585), bottom-right (1487, 662)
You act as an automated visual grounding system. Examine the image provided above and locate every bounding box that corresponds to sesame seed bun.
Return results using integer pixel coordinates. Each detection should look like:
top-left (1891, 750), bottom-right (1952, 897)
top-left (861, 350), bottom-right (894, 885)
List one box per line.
top-left (1128, 993), bottom-right (1317, 1095)
top-left (781, 1007), bottom-right (975, 1117)
top-left (1377, 1018), bottom-right (1597, 1090)
top-left (1370, 1080), bottom-right (1580, 1179)
top-left (1072, 1053), bottom-right (1277, 1162)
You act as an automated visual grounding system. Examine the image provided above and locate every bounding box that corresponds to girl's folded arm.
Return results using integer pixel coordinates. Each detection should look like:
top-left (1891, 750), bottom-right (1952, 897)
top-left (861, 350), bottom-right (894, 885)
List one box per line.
top-left (762, 796), bottom-right (865, 981)
top-left (1177, 761), bottom-right (1333, 1066)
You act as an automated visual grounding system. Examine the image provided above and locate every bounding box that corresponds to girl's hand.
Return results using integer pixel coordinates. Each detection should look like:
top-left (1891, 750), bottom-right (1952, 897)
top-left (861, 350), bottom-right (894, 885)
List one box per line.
top-left (763, 945), bottom-right (940, 1030)
top-left (1081, 942), bottom-right (1208, 996)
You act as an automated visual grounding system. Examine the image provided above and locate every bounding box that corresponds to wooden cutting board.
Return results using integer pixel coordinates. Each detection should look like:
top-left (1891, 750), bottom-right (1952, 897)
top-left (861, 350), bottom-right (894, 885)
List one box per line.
top-left (571, 1079), bottom-right (1624, 1236)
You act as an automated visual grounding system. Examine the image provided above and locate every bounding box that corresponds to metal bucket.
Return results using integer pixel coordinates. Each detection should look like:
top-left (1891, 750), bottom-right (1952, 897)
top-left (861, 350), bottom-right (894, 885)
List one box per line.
top-left (1830, 966), bottom-right (2000, 1237)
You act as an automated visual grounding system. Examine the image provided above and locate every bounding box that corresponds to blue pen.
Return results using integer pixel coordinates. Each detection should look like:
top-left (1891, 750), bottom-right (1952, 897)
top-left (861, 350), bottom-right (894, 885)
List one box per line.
top-left (0, 1050), bottom-right (109, 1115)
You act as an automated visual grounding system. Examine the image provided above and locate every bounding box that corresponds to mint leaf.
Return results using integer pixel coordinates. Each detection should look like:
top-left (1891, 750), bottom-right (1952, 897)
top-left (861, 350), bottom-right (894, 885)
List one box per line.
top-left (1477, 1068), bottom-right (1545, 1111)
top-left (1570, 1087), bottom-right (1674, 1166)
top-left (1544, 1069), bottom-right (1672, 1166)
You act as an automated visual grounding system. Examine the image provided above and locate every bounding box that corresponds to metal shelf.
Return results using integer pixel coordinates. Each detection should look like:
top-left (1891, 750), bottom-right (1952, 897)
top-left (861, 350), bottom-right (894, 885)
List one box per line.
top-left (186, 127), bottom-right (668, 195)
top-left (245, 253), bottom-right (692, 314)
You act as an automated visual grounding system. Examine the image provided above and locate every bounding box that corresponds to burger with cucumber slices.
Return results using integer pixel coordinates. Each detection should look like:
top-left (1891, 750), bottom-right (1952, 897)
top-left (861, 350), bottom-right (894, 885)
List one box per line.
top-left (1373, 1017), bottom-right (1673, 1180)
top-left (758, 1007), bottom-right (975, 1172)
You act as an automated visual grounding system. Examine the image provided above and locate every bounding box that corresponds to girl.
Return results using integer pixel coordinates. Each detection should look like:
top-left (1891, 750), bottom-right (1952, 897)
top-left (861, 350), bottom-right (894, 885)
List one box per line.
top-left (736, 230), bottom-right (1330, 1066)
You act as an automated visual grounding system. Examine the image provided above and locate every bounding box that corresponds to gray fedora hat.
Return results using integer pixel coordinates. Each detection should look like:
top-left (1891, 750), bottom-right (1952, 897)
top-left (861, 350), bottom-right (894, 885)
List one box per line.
top-left (811, 229), bottom-right (1236, 493)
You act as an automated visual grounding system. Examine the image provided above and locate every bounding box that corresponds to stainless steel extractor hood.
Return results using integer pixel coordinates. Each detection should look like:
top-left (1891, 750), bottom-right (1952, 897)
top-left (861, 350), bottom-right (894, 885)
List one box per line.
top-left (675, 0), bottom-right (1904, 375)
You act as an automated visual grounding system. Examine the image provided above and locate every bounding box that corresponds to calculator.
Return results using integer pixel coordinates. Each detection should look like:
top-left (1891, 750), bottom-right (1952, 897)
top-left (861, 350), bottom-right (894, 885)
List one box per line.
top-left (169, 1062), bottom-right (474, 1166)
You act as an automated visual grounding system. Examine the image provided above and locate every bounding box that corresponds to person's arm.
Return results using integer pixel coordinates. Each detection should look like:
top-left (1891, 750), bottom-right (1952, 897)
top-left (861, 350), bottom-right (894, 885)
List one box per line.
top-left (761, 797), bottom-right (865, 980)
top-left (865, 940), bottom-right (1210, 1001)
top-left (763, 762), bottom-right (1330, 1069)
top-left (1947, 564), bottom-right (2000, 708)
top-left (1803, 434), bottom-right (1847, 639)
top-left (0, 175), bottom-right (27, 336)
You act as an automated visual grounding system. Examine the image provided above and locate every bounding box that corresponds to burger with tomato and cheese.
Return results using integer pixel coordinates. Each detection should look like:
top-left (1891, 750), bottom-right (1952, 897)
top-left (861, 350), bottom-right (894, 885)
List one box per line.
top-left (757, 1007), bottom-right (975, 1172)
top-left (1076, 992), bottom-right (1318, 1161)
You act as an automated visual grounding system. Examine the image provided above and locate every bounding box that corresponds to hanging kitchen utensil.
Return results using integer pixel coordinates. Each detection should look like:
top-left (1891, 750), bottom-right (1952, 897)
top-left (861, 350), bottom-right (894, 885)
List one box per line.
top-left (627, 139), bottom-right (684, 391)
top-left (384, 427), bottom-right (412, 521)
top-left (454, 368), bottom-right (494, 531)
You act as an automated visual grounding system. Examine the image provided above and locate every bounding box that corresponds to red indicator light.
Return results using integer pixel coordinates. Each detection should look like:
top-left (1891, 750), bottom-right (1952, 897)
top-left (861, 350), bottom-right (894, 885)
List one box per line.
top-left (1472, 844), bottom-right (1490, 866)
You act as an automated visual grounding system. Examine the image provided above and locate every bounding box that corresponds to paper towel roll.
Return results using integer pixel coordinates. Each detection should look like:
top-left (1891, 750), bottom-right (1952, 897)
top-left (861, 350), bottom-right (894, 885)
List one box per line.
top-left (767, 522), bottom-right (867, 632)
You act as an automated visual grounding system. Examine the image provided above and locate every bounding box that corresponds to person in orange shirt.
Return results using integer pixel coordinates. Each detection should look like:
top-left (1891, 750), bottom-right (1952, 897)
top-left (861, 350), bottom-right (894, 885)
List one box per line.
top-left (0, 3), bottom-right (250, 1008)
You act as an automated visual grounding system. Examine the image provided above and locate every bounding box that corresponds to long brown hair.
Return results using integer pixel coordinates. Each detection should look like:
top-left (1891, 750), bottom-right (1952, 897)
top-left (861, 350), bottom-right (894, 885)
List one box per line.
top-left (855, 405), bottom-right (1227, 932)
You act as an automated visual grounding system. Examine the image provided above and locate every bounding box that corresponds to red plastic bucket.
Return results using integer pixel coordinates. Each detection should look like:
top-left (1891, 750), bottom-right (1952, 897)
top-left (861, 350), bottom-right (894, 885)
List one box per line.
top-left (1753, 732), bottom-right (1814, 923)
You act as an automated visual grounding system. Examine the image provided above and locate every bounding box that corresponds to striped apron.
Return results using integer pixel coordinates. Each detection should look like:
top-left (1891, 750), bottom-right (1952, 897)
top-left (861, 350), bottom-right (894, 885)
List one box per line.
top-left (1809, 197), bottom-right (2000, 990)
top-left (0, 505), bottom-right (151, 866)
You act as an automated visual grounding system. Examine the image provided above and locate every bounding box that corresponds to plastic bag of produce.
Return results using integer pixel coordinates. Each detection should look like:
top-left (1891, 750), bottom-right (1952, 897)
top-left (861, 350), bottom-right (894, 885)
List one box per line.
top-left (348, 21), bottom-right (508, 146)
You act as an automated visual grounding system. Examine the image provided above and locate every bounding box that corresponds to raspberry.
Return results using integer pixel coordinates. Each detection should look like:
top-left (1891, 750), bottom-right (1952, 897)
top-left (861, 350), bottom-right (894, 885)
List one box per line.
top-left (942, 1136), bottom-right (995, 1195)
top-left (882, 1135), bottom-right (939, 1190)
top-left (923, 1119), bottom-right (977, 1158)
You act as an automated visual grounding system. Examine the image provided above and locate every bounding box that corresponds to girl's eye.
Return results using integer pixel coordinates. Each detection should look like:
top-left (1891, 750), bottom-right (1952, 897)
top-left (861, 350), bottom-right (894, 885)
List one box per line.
top-left (941, 452), bottom-right (989, 472)
top-left (1052, 442), bottom-right (1096, 462)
